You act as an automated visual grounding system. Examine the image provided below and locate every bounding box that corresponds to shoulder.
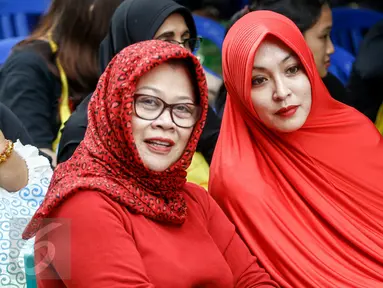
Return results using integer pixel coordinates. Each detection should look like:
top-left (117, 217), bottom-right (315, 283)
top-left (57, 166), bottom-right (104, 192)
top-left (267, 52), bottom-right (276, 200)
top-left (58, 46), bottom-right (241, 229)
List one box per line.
top-left (1, 42), bottom-right (53, 76)
top-left (52, 190), bottom-right (129, 224)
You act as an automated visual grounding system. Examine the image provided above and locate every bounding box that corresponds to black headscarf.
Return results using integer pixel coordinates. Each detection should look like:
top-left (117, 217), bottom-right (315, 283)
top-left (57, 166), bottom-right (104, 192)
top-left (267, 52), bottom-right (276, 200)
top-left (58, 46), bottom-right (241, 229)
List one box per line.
top-left (58, 0), bottom-right (222, 165)
top-left (99, 0), bottom-right (197, 72)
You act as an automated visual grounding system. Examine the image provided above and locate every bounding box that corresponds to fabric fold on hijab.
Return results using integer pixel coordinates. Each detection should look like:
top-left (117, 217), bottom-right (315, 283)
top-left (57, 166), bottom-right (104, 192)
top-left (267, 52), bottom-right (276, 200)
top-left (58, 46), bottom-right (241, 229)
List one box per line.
top-left (99, 0), bottom-right (197, 72)
top-left (23, 40), bottom-right (208, 240)
top-left (209, 11), bottom-right (383, 288)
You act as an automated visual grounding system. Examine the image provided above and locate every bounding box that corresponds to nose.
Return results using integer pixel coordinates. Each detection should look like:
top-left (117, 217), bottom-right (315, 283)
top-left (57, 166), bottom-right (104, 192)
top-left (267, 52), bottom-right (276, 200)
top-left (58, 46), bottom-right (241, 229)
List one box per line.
top-left (151, 107), bottom-right (175, 130)
top-left (272, 76), bottom-right (291, 101)
top-left (327, 37), bottom-right (335, 56)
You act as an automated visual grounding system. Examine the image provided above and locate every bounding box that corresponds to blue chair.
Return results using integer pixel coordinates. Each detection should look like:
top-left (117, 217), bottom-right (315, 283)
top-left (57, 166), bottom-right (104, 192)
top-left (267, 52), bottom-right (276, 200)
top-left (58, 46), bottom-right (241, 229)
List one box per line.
top-left (193, 14), bottom-right (225, 50)
top-left (331, 7), bottom-right (383, 56)
top-left (240, 0), bottom-right (250, 9)
top-left (328, 45), bottom-right (355, 85)
top-left (0, 36), bottom-right (24, 64)
top-left (24, 253), bottom-right (37, 288)
top-left (0, 0), bottom-right (50, 39)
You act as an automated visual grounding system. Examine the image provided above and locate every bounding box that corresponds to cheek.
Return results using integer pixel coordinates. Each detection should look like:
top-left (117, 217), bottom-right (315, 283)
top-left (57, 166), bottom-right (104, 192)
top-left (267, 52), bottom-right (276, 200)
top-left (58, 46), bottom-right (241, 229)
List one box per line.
top-left (306, 37), bottom-right (325, 63)
top-left (298, 80), bottom-right (312, 115)
top-left (131, 116), bottom-right (147, 142)
top-left (251, 90), bottom-right (273, 120)
top-left (177, 128), bottom-right (194, 150)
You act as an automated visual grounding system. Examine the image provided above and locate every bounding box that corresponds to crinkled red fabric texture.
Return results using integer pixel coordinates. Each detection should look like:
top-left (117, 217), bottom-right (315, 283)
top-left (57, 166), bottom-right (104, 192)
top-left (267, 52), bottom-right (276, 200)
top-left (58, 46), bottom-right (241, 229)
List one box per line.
top-left (23, 40), bottom-right (208, 239)
top-left (209, 11), bottom-right (383, 288)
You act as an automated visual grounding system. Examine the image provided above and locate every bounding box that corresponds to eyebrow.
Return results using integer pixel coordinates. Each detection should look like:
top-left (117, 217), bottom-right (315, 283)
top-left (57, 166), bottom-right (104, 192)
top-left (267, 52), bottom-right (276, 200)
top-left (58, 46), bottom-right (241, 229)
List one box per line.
top-left (156, 29), bottom-right (190, 39)
top-left (155, 31), bottom-right (175, 39)
top-left (135, 86), bottom-right (193, 102)
top-left (135, 86), bottom-right (161, 94)
top-left (252, 53), bottom-right (294, 70)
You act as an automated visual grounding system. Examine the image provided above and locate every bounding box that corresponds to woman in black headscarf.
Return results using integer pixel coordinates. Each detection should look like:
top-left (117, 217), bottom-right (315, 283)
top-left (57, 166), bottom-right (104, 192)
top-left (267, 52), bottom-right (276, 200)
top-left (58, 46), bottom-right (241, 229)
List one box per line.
top-left (57, 0), bottom-right (220, 184)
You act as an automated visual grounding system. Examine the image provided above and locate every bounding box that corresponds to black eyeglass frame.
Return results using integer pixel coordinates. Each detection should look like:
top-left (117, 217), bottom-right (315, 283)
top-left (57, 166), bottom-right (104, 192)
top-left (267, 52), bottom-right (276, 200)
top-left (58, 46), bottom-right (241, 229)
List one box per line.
top-left (160, 37), bottom-right (203, 52)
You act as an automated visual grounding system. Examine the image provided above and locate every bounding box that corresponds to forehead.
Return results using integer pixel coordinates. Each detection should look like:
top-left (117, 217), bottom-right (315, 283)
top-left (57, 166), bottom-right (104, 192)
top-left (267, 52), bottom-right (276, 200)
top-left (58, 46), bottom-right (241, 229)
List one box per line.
top-left (135, 62), bottom-right (195, 101)
top-left (156, 13), bottom-right (188, 33)
top-left (310, 5), bottom-right (333, 31)
top-left (253, 38), bottom-right (295, 66)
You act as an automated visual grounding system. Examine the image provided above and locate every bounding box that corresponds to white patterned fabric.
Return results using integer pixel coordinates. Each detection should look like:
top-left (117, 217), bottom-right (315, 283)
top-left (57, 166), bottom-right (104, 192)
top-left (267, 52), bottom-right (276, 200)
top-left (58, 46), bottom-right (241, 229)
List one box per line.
top-left (0, 141), bottom-right (52, 288)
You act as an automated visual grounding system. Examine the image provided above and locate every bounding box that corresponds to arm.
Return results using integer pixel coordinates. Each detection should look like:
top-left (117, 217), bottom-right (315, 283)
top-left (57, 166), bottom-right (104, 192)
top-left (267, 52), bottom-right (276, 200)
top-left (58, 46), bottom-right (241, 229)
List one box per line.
top-left (0, 51), bottom-right (57, 153)
top-left (57, 94), bottom-right (90, 164)
top-left (206, 193), bottom-right (279, 287)
top-left (0, 131), bottom-right (28, 192)
top-left (35, 191), bottom-right (155, 287)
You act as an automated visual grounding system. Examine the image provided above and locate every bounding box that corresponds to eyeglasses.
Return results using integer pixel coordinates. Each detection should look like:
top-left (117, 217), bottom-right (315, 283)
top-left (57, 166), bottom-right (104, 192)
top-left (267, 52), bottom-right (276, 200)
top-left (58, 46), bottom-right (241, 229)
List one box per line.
top-left (133, 94), bottom-right (201, 128)
top-left (161, 37), bottom-right (203, 52)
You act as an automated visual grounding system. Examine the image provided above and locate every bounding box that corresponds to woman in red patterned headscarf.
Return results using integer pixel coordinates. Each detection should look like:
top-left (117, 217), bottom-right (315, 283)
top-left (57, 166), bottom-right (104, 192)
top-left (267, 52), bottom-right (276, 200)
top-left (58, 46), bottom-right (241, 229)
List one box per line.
top-left (209, 10), bottom-right (383, 288)
top-left (22, 40), bottom-right (278, 288)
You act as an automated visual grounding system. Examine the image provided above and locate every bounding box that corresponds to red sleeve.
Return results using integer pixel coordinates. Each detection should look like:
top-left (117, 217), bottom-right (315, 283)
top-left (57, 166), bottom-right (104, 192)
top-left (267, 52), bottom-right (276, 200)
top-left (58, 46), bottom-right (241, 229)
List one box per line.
top-left (35, 191), bottom-right (155, 288)
top-left (205, 191), bottom-right (279, 288)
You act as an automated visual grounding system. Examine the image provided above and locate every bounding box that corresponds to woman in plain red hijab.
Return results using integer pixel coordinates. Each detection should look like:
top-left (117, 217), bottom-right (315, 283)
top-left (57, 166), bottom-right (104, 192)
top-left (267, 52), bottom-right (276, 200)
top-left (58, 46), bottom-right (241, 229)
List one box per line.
top-left (209, 10), bottom-right (383, 288)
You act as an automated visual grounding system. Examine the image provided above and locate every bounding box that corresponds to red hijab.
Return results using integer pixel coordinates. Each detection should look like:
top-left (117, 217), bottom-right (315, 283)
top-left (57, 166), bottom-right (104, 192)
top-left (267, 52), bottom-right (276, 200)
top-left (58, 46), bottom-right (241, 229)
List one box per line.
top-left (23, 40), bottom-right (208, 239)
top-left (209, 11), bottom-right (383, 288)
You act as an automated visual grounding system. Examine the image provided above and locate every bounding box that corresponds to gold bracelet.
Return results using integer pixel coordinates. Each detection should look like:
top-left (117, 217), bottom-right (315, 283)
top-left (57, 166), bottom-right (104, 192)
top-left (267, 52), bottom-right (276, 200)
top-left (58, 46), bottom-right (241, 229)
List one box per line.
top-left (0, 140), bottom-right (14, 165)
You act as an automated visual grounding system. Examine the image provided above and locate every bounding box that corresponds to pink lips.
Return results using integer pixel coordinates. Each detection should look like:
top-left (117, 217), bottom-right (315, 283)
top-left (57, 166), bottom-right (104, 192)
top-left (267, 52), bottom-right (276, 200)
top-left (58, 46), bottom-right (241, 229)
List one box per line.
top-left (144, 137), bottom-right (175, 155)
top-left (275, 105), bottom-right (299, 118)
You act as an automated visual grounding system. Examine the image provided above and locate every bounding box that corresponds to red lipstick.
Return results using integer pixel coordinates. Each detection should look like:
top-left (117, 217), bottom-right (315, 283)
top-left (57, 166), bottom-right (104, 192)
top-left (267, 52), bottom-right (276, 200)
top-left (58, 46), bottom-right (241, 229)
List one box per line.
top-left (275, 105), bottom-right (299, 117)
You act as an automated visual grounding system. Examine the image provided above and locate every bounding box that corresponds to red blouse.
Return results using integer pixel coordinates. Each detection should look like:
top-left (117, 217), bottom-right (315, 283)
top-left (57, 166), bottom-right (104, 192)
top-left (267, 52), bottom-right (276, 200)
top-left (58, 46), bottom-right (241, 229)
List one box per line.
top-left (34, 186), bottom-right (278, 288)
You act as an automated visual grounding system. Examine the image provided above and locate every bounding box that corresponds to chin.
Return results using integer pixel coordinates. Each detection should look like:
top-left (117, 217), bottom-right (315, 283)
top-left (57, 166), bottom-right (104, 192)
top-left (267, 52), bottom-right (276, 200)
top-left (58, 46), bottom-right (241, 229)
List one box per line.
top-left (145, 162), bottom-right (171, 172)
top-left (320, 68), bottom-right (328, 78)
top-left (277, 125), bottom-right (303, 133)
top-left (141, 155), bottom-right (176, 172)
top-left (272, 119), bottom-right (306, 133)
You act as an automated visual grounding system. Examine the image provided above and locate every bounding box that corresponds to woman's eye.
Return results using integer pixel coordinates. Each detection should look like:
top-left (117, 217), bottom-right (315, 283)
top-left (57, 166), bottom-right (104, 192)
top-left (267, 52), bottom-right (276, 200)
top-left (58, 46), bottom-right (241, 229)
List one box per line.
top-left (320, 33), bottom-right (329, 40)
top-left (252, 77), bottom-right (267, 86)
top-left (137, 97), bottom-right (160, 109)
top-left (175, 104), bottom-right (191, 112)
top-left (286, 65), bottom-right (300, 75)
top-left (142, 99), bottom-right (156, 105)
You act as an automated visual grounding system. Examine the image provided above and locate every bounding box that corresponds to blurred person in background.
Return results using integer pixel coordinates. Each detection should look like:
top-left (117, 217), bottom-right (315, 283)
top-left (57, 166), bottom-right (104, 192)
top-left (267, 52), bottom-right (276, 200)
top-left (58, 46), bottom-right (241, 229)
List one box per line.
top-left (0, 0), bottom-right (122, 166)
top-left (347, 19), bottom-right (383, 133)
top-left (0, 106), bottom-right (52, 287)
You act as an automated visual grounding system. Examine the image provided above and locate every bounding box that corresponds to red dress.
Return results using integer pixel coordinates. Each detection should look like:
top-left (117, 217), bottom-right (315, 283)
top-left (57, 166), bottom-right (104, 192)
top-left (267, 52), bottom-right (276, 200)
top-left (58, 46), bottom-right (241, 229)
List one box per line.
top-left (34, 188), bottom-right (277, 287)
top-left (210, 11), bottom-right (383, 288)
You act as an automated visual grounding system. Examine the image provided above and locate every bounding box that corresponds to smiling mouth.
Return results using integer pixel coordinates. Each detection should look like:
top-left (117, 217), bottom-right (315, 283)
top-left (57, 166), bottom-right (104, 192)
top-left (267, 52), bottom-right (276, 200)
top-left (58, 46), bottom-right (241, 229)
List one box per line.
top-left (145, 140), bottom-right (172, 147)
top-left (144, 139), bottom-right (175, 155)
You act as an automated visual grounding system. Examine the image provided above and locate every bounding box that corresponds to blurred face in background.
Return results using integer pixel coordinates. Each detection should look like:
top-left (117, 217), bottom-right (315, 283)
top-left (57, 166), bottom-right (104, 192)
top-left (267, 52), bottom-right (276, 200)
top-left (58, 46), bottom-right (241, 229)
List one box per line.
top-left (303, 3), bottom-right (334, 78)
top-left (154, 13), bottom-right (193, 52)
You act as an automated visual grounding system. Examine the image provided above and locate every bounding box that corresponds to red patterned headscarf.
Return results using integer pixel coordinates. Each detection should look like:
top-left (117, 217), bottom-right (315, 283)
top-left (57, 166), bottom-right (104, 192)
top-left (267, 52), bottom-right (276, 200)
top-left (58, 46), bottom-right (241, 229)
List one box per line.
top-left (23, 40), bottom-right (208, 239)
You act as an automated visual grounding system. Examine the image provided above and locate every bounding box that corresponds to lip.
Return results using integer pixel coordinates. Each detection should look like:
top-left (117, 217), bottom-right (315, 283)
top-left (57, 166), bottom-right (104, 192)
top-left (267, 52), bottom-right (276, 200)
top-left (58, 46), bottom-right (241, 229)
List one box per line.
top-left (275, 105), bottom-right (300, 117)
top-left (325, 61), bottom-right (331, 68)
top-left (144, 137), bottom-right (175, 155)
